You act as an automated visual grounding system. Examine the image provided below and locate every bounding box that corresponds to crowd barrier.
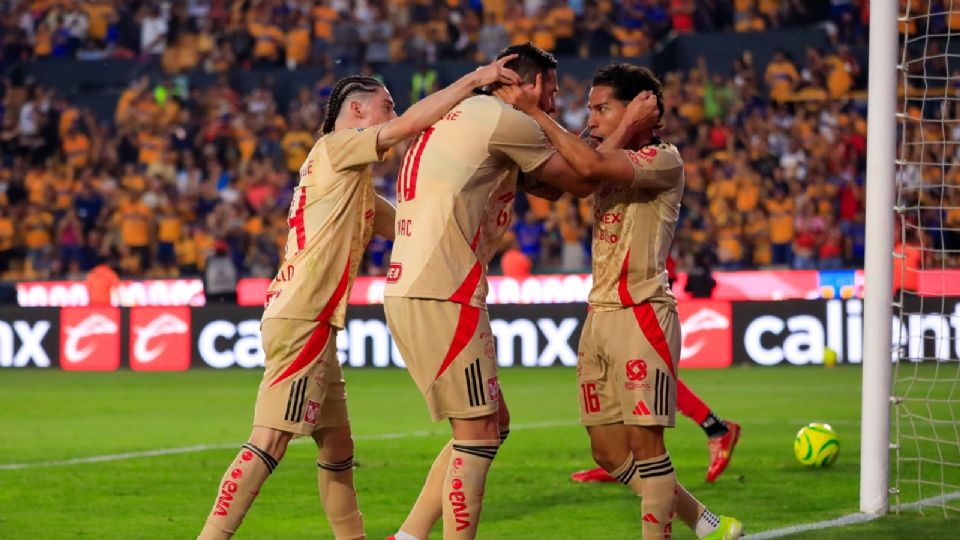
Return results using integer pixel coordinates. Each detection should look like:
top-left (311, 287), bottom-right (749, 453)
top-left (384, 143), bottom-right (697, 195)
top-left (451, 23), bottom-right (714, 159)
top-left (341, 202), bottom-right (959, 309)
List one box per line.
top-left (2, 297), bottom-right (955, 370)
top-left (14, 268), bottom-right (895, 308)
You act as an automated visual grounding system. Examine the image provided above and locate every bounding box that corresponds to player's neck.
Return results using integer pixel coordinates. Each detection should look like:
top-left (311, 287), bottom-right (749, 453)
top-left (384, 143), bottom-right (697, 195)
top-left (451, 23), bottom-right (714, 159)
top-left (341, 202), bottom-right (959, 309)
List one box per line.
top-left (333, 118), bottom-right (363, 133)
top-left (627, 130), bottom-right (656, 150)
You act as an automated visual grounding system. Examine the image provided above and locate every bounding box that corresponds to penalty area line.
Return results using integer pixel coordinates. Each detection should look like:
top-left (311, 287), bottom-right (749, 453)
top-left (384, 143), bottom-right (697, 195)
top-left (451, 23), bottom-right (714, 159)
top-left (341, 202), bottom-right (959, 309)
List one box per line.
top-left (744, 490), bottom-right (960, 539)
top-left (0, 419), bottom-right (579, 471)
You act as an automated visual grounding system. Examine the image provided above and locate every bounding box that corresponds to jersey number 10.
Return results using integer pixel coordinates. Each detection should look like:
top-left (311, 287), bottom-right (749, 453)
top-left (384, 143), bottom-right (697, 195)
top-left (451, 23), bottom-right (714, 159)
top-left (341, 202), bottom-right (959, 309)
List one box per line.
top-left (287, 186), bottom-right (307, 254)
top-left (396, 127), bottom-right (435, 203)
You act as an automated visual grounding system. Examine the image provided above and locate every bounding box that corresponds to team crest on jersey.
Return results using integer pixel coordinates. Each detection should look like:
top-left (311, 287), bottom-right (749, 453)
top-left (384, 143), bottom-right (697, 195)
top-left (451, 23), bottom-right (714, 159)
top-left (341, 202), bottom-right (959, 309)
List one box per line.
top-left (487, 376), bottom-right (500, 401)
top-left (304, 400), bottom-right (321, 425)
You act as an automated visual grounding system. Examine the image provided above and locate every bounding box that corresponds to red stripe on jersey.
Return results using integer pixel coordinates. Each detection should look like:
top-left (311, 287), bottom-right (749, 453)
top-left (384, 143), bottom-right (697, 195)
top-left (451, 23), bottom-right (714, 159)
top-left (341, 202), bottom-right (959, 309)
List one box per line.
top-left (470, 225), bottom-right (481, 252)
top-left (618, 249), bottom-right (634, 305)
top-left (631, 302), bottom-right (676, 378)
top-left (269, 322), bottom-right (332, 387)
top-left (397, 136), bottom-right (418, 201)
top-left (270, 258), bottom-right (352, 386)
top-left (291, 187), bottom-right (307, 251)
top-left (404, 127), bottom-right (434, 201)
top-left (449, 261), bottom-right (482, 305)
top-left (434, 304), bottom-right (480, 381)
top-left (446, 225), bottom-right (484, 304)
top-left (317, 258), bottom-right (351, 323)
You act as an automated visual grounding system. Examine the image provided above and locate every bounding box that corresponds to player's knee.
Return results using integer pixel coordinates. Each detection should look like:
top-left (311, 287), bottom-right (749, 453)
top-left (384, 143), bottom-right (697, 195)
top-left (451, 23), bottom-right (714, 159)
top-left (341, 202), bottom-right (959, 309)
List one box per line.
top-left (450, 413), bottom-right (500, 441)
top-left (591, 448), bottom-right (625, 471)
top-left (315, 426), bottom-right (355, 463)
top-left (590, 441), bottom-right (627, 471)
top-left (248, 426), bottom-right (294, 461)
top-left (629, 426), bottom-right (666, 460)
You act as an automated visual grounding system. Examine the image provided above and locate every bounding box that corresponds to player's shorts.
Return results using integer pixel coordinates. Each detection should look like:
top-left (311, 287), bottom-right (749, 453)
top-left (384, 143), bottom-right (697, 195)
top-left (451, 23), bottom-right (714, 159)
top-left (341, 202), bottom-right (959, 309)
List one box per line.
top-left (577, 301), bottom-right (679, 428)
top-left (253, 318), bottom-right (349, 436)
top-left (385, 297), bottom-right (500, 422)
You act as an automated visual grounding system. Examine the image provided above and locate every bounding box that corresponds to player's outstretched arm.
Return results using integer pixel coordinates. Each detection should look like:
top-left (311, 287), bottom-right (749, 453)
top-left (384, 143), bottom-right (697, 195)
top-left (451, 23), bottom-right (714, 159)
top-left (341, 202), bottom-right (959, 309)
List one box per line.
top-left (373, 194), bottom-right (395, 240)
top-left (495, 77), bottom-right (667, 189)
top-left (376, 55), bottom-right (521, 151)
top-left (517, 172), bottom-right (564, 201)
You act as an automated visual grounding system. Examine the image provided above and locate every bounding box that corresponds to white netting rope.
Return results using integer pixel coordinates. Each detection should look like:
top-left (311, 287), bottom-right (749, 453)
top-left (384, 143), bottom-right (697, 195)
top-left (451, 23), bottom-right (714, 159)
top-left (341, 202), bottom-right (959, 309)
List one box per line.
top-left (893, 0), bottom-right (960, 516)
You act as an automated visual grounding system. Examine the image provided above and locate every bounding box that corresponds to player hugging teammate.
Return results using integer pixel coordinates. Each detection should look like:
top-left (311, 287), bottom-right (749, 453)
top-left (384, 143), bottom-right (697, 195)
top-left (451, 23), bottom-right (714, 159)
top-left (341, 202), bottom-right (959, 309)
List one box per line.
top-left (196, 56), bottom-right (522, 540)
top-left (196, 41), bottom-right (742, 540)
top-left (385, 44), bottom-right (742, 540)
top-left (487, 50), bottom-right (743, 540)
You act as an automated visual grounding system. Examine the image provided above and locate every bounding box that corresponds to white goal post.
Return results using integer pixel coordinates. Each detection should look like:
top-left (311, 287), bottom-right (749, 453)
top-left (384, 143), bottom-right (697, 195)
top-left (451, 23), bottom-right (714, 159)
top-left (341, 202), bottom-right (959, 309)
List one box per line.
top-left (860, 0), bottom-right (896, 516)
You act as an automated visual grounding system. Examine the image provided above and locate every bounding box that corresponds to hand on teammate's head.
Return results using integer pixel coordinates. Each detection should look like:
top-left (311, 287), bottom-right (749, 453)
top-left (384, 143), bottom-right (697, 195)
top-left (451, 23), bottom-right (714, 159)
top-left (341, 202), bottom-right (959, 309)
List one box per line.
top-left (624, 90), bottom-right (660, 132)
top-left (493, 71), bottom-right (541, 114)
top-left (474, 53), bottom-right (523, 88)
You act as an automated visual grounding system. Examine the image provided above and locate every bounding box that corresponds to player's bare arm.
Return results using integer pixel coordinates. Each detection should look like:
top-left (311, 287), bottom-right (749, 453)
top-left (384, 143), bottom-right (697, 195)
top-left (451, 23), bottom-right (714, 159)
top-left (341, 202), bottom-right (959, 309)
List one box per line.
top-left (373, 194), bottom-right (396, 240)
top-left (517, 172), bottom-right (564, 201)
top-left (376, 55), bottom-right (522, 151)
top-left (495, 75), bottom-right (671, 190)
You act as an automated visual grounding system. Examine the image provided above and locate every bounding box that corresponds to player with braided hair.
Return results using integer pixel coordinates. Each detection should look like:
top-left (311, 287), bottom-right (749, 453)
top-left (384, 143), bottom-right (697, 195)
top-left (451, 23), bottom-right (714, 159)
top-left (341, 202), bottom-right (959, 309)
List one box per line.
top-left (197, 55), bottom-right (521, 540)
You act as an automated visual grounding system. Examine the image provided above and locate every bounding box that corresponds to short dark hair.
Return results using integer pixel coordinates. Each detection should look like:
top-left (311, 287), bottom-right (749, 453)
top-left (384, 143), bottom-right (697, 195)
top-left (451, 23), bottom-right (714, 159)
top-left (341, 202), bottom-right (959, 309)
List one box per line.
top-left (496, 42), bottom-right (558, 83)
top-left (591, 63), bottom-right (664, 122)
top-left (321, 76), bottom-right (384, 134)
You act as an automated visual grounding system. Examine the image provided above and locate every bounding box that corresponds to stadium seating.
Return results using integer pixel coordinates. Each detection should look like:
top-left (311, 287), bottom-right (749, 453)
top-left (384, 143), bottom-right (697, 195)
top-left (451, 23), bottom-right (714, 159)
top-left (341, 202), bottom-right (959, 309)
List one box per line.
top-left (0, 0), bottom-right (881, 281)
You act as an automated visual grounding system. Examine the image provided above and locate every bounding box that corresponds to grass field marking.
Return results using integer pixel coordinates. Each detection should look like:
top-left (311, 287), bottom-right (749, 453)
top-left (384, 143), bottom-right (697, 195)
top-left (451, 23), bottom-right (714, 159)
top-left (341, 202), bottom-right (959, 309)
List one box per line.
top-left (898, 490), bottom-right (960, 511)
top-left (0, 443), bottom-right (240, 471)
top-left (0, 417), bottom-right (855, 472)
top-left (743, 490), bottom-right (960, 539)
top-left (0, 419), bottom-right (579, 471)
top-left (742, 512), bottom-right (878, 540)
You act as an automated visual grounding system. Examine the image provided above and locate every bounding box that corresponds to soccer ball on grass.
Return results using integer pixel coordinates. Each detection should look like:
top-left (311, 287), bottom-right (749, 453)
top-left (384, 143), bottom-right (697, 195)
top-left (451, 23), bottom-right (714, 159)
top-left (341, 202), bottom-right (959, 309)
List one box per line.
top-left (794, 423), bottom-right (840, 467)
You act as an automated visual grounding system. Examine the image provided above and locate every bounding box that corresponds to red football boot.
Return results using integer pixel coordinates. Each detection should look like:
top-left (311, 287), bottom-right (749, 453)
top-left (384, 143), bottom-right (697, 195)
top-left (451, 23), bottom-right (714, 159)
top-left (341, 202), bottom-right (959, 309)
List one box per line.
top-left (571, 466), bottom-right (617, 483)
top-left (706, 421), bottom-right (741, 482)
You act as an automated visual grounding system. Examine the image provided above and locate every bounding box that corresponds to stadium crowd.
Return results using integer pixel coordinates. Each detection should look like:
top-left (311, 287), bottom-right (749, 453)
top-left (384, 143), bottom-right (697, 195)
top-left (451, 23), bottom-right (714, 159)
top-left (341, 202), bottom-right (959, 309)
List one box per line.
top-left (0, 0), bottom-right (882, 281)
top-left (0, 1), bottom-right (867, 69)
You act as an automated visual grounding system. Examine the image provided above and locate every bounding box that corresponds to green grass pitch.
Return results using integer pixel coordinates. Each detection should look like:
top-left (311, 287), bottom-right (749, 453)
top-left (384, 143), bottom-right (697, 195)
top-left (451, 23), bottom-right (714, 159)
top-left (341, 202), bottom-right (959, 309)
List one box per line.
top-left (0, 365), bottom-right (956, 539)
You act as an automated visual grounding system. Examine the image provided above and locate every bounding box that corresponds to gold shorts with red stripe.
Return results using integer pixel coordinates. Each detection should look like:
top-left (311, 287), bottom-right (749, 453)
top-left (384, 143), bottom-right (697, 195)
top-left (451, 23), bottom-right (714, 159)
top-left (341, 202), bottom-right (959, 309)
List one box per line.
top-left (253, 318), bottom-right (349, 436)
top-left (577, 302), bottom-right (679, 427)
top-left (385, 297), bottom-right (500, 422)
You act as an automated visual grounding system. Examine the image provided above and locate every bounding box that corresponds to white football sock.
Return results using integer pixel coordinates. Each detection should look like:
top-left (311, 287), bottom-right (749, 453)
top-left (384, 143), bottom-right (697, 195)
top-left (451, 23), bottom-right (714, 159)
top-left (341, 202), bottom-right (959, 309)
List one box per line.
top-left (696, 509), bottom-right (721, 538)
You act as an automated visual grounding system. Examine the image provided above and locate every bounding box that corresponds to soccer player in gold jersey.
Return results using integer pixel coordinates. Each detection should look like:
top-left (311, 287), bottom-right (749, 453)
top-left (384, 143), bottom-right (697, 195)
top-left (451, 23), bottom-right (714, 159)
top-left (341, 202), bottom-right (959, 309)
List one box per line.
top-left (196, 56), bottom-right (522, 540)
top-left (382, 43), bottom-right (605, 540)
top-left (494, 63), bottom-right (743, 540)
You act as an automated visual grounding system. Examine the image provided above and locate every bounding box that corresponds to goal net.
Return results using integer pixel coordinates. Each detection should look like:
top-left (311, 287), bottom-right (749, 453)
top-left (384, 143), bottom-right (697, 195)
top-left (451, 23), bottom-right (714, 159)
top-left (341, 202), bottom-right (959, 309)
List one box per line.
top-left (892, 0), bottom-right (960, 515)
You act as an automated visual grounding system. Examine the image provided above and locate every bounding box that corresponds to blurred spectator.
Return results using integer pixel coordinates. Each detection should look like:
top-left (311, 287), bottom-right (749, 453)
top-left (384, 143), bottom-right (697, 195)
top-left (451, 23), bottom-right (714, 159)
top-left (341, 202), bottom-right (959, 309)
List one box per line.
top-left (410, 60), bottom-right (439, 103)
top-left (0, 207), bottom-right (14, 275)
top-left (501, 240), bottom-right (533, 278)
top-left (765, 51), bottom-right (799, 102)
top-left (205, 239), bottom-right (238, 303)
top-left (792, 201), bottom-right (825, 269)
top-left (766, 188), bottom-right (795, 266)
top-left (515, 210), bottom-right (546, 268)
top-left (85, 261), bottom-right (119, 306)
top-left (684, 248), bottom-right (717, 298)
top-left (478, 13), bottom-right (510, 62)
top-left (138, 5), bottom-right (168, 62)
